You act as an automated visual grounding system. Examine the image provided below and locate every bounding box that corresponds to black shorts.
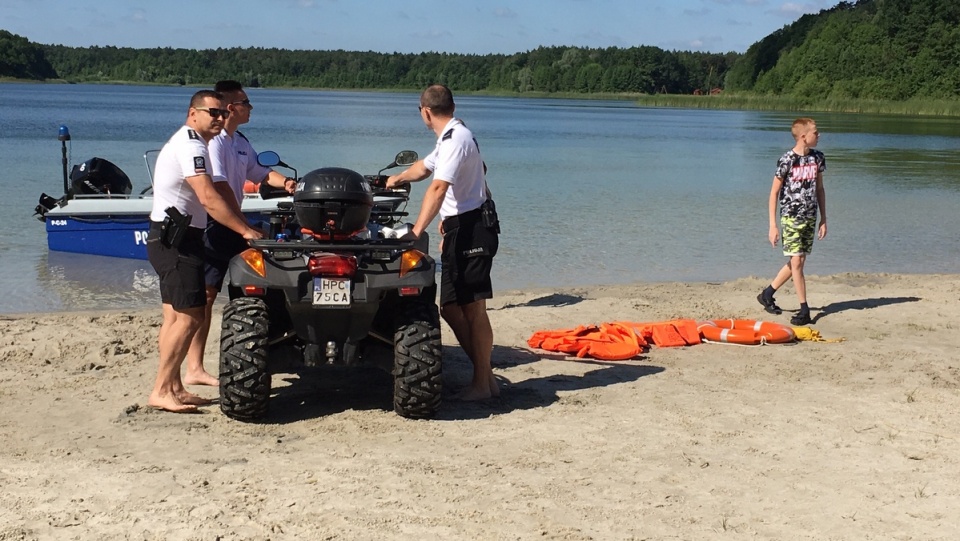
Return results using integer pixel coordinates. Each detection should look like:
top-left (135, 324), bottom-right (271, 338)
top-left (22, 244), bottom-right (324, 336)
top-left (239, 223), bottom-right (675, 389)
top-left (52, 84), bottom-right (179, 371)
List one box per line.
top-left (203, 220), bottom-right (250, 290)
top-left (440, 208), bottom-right (498, 307)
top-left (146, 221), bottom-right (206, 309)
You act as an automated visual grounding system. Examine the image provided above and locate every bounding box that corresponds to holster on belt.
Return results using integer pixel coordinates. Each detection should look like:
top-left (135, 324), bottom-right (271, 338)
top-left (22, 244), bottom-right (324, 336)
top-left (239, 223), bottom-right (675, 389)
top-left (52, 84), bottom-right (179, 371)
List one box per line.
top-left (160, 206), bottom-right (192, 248)
top-left (480, 198), bottom-right (500, 234)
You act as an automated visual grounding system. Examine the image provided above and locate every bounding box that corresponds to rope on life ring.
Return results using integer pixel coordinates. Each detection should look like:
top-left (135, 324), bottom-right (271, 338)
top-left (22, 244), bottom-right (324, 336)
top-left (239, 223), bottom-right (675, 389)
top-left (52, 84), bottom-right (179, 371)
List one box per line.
top-left (697, 319), bottom-right (795, 346)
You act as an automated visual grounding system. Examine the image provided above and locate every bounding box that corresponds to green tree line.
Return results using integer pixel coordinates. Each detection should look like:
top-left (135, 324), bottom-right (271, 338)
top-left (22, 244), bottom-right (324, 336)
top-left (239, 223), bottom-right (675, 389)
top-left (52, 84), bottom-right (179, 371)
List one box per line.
top-left (2, 29), bottom-right (733, 95)
top-left (0, 30), bottom-right (56, 79)
top-left (725, 0), bottom-right (960, 101)
top-left (5, 0), bottom-right (960, 102)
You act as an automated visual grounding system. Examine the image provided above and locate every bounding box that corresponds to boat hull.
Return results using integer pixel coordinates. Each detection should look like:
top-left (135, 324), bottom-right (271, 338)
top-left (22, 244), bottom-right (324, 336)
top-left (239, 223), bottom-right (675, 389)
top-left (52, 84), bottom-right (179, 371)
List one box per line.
top-left (46, 214), bottom-right (153, 259)
top-left (43, 196), bottom-right (290, 260)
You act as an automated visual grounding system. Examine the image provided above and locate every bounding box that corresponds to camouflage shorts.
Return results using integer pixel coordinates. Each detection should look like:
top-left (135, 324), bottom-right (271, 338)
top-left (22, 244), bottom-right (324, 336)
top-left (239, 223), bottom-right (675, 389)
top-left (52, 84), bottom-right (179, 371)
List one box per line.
top-left (781, 216), bottom-right (816, 256)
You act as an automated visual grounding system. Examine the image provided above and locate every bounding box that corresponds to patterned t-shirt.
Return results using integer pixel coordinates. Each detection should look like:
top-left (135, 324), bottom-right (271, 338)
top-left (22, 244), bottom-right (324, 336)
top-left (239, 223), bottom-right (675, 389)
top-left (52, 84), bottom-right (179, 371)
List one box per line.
top-left (774, 149), bottom-right (826, 220)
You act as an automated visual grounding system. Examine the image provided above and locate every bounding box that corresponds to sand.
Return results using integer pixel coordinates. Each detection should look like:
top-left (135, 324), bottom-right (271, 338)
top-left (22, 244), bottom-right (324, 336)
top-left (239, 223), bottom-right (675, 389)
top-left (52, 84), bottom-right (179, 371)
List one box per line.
top-left (1, 273), bottom-right (958, 540)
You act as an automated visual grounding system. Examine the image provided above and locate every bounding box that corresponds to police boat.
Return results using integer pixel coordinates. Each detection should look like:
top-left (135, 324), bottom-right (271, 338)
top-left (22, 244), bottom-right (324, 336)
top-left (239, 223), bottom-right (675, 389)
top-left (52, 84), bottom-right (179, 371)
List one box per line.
top-left (33, 125), bottom-right (288, 260)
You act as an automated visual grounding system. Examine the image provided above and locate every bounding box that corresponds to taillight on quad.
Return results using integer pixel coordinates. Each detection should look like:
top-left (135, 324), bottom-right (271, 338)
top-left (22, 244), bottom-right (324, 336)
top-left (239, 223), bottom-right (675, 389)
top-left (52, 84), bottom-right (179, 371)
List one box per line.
top-left (308, 253), bottom-right (357, 277)
top-left (240, 249), bottom-right (267, 278)
top-left (399, 249), bottom-right (426, 277)
top-left (242, 285), bottom-right (266, 296)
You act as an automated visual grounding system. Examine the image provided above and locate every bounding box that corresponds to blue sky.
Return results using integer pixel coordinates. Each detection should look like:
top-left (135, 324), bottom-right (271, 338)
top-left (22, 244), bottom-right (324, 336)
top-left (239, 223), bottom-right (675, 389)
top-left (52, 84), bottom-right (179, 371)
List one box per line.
top-left (4, 0), bottom-right (840, 54)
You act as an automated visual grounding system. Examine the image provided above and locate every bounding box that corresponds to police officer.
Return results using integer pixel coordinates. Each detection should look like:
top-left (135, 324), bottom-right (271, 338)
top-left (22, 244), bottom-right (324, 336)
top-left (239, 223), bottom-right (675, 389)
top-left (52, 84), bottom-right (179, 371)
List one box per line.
top-left (386, 84), bottom-right (500, 401)
top-left (146, 90), bottom-right (263, 413)
top-left (183, 80), bottom-right (296, 388)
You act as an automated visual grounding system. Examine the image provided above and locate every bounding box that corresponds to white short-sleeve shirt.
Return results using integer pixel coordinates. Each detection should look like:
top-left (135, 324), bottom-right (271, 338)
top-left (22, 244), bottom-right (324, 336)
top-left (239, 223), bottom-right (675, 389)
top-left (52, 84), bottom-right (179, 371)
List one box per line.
top-left (423, 118), bottom-right (486, 220)
top-left (149, 125), bottom-right (212, 228)
top-left (209, 130), bottom-right (271, 207)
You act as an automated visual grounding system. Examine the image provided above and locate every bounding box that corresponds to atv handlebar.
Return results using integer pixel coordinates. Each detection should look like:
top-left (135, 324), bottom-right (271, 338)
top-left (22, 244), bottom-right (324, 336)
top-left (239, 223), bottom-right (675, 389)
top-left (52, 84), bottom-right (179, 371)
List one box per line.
top-left (365, 174), bottom-right (411, 195)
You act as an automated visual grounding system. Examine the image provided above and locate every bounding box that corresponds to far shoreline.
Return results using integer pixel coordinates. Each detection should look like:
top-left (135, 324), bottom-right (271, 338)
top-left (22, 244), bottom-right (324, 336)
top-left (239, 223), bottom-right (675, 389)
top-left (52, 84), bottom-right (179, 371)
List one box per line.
top-left (4, 78), bottom-right (959, 118)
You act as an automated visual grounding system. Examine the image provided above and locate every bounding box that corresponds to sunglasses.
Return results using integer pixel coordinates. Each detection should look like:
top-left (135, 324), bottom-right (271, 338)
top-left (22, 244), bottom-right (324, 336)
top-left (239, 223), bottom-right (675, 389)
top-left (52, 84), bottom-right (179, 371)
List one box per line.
top-left (232, 99), bottom-right (251, 107)
top-left (194, 106), bottom-right (230, 119)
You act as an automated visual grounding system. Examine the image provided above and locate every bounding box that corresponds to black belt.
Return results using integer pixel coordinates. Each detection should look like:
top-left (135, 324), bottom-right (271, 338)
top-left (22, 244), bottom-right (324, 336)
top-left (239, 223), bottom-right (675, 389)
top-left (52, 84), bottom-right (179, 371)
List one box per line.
top-left (442, 207), bottom-right (481, 231)
top-left (149, 220), bottom-right (204, 239)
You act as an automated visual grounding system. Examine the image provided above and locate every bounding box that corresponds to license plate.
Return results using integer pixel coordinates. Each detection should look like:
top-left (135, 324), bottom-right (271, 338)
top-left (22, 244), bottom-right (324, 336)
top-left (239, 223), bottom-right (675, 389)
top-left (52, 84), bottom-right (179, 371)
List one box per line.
top-left (312, 277), bottom-right (351, 306)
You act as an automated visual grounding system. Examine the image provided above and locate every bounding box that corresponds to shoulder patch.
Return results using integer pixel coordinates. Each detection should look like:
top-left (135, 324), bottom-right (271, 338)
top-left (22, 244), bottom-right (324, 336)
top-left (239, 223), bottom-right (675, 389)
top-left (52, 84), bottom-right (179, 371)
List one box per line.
top-left (193, 156), bottom-right (207, 173)
top-left (442, 128), bottom-right (454, 141)
top-left (187, 129), bottom-right (200, 140)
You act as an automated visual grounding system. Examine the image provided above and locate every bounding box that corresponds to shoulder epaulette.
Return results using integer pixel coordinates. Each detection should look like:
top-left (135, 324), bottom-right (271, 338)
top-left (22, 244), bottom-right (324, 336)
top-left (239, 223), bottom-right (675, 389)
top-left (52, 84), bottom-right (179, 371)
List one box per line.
top-left (187, 129), bottom-right (200, 140)
top-left (235, 130), bottom-right (248, 141)
top-left (442, 128), bottom-right (454, 141)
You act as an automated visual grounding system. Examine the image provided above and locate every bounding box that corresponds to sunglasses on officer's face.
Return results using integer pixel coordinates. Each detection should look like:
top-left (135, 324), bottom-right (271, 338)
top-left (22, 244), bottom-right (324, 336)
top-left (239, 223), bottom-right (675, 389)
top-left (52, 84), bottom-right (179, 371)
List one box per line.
top-left (194, 107), bottom-right (230, 119)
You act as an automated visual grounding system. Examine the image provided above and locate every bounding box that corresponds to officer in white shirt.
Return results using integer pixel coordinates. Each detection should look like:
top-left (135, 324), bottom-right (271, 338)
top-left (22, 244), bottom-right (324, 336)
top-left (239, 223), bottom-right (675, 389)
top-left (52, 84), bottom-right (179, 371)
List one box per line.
top-left (387, 85), bottom-right (500, 401)
top-left (183, 80), bottom-right (295, 388)
top-left (146, 90), bottom-right (263, 413)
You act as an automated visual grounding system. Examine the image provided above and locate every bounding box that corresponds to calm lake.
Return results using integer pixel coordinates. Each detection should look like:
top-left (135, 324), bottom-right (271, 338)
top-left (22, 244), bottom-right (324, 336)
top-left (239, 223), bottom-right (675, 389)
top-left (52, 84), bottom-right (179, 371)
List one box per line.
top-left (1, 83), bottom-right (958, 314)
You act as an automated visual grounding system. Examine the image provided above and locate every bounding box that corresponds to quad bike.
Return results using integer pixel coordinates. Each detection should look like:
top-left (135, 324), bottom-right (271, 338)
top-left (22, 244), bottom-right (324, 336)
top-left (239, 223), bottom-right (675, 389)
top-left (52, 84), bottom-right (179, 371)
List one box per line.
top-left (218, 150), bottom-right (442, 422)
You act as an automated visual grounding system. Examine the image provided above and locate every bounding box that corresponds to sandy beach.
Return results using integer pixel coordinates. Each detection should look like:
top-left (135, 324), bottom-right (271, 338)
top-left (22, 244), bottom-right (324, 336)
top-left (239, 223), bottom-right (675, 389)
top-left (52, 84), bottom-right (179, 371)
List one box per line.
top-left (1, 272), bottom-right (958, 540)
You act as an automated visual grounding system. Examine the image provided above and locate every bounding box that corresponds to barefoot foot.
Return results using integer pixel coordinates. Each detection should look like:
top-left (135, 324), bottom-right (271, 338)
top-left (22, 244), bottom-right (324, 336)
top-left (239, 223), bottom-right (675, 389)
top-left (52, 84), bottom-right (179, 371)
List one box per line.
top-left (176, 390), bottom-right (215, 406)
top-left (148, 392), bottom-right (199, 413)
top-left (489, 373), bottom-right (501, 397)
top-left (183, 370), bottom-right (219, 387)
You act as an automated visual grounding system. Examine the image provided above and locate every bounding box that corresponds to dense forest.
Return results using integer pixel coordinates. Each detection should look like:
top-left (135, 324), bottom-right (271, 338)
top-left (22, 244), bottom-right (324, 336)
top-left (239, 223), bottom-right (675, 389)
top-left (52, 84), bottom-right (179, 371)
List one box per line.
top-left (2, 0), bottom-right (960, 101)
top-left (5, 33), bottom-right (736, 95)
top-left (725, 0), bottom-right (960, 100)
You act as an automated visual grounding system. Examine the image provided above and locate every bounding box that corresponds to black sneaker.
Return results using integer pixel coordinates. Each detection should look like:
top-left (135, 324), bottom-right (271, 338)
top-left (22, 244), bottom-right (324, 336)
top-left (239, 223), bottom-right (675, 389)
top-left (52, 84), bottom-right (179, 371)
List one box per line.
top-left (757, 292), bottom-right (782, 315)
top-left (790, 312), bottom-right (811, 326)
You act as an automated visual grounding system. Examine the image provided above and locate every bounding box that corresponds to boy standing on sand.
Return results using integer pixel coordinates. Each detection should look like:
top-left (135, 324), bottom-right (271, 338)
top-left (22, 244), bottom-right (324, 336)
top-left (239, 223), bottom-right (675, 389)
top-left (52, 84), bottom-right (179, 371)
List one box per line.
top-left (757, 118), bottom-right (827, 326)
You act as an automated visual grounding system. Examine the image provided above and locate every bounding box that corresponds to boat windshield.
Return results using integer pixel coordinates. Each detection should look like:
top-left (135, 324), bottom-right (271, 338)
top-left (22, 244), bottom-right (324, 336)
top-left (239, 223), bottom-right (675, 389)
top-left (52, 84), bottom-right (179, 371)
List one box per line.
top-left (142, 149), bottom-right (160, 195)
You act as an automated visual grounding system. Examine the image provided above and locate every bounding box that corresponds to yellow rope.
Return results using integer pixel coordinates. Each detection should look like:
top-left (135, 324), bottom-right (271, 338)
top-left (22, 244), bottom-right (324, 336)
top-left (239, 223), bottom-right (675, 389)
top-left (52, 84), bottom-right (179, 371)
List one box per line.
top-left (791, 326), bottom-right (845, 342)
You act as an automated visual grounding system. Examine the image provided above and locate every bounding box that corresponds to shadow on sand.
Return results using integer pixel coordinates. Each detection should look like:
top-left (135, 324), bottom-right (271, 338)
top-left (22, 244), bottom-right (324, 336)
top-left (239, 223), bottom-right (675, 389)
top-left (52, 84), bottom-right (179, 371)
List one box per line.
top-left (437, 344), bottom-right (663, 421)
top-left (811, 296), bottom-right (921, 324)
top-left (494, 293), bottom-right (584, 310)
top-left (255, 342), bottom-right (660, 424)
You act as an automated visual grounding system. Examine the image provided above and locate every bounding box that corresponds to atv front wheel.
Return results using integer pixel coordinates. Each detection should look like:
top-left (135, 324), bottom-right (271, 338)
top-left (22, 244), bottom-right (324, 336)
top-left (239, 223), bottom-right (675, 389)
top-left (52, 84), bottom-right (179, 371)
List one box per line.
top-left (393, 301), bottom-right (442, 418)
top-left (220, 297), bottom-right (271, 421)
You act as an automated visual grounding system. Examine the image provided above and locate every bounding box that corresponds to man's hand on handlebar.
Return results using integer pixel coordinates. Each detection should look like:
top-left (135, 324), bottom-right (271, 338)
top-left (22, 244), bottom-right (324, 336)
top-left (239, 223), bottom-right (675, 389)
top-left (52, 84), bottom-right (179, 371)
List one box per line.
top-left (243, 226), bottom-right (265, 241)
top-left (385, 174), bottom-right (408, 190)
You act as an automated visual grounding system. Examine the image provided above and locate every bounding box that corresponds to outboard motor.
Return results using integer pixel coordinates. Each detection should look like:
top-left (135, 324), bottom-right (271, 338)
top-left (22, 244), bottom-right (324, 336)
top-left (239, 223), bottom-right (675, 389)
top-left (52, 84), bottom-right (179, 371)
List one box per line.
top-left (69, 157), bottom-right (133, 196)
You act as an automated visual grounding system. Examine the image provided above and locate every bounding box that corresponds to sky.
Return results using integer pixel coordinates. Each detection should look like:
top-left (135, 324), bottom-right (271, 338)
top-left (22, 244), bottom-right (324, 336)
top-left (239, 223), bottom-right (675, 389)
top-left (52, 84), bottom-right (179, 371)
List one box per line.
top-left (3, 0), bottom-right (842, 55)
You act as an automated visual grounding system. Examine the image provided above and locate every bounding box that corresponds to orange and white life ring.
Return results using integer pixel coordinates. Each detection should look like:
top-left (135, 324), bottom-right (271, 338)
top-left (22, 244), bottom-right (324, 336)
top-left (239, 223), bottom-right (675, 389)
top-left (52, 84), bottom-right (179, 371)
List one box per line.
top-left (697, 319), bottom-right (795, 345)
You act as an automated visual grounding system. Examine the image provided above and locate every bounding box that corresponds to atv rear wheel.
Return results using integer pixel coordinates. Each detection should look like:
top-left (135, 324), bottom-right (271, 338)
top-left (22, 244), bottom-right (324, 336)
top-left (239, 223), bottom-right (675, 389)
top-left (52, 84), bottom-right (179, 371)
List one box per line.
top-left (393, 301), bottom-right (442, 418)
top-left (220, 297), bottom-right (271, 421)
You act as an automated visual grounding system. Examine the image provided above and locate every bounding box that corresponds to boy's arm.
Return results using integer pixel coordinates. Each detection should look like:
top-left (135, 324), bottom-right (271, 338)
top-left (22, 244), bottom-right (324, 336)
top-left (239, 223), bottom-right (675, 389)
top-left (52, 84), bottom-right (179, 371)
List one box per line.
top-left (816, 172), bottom-right (827, 239)
top-left (768, 176), bottom-right (783, 247)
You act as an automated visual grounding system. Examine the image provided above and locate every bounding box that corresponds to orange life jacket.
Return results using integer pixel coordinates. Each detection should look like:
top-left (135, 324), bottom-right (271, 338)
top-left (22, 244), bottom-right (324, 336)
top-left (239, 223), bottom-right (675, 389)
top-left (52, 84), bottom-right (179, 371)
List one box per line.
top-left (527, 319), bottom-right (701, 361)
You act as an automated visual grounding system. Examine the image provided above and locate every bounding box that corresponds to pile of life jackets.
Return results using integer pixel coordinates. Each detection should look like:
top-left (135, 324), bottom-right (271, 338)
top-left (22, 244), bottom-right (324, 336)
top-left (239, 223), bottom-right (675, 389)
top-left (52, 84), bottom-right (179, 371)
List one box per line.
top-left (527, 319), bottom-right (701, 361)
top-left (528, 319), bottom-right (839, 361)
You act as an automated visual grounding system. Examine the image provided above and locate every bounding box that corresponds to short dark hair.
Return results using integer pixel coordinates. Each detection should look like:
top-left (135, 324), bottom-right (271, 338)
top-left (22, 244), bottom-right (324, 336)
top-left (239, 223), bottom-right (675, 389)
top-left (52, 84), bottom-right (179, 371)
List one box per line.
top-left (420, 84), bottom-right (454, 116)
top-left (190, 90), bottom-right (222, 108)
top-left (214, 80), bottom-right (243, 94)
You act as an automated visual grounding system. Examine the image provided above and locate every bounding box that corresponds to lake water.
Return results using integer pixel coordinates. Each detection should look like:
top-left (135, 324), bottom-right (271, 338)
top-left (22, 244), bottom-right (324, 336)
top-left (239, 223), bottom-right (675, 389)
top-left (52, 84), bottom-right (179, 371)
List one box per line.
top-left (1, 83), bottom-right (959, 314)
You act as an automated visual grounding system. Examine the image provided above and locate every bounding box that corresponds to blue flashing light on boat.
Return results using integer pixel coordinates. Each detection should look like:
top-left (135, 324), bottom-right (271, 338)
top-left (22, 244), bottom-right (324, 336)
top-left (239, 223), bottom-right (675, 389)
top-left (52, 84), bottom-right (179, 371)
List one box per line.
top-left (58, 124), bottom-right (71, 141)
